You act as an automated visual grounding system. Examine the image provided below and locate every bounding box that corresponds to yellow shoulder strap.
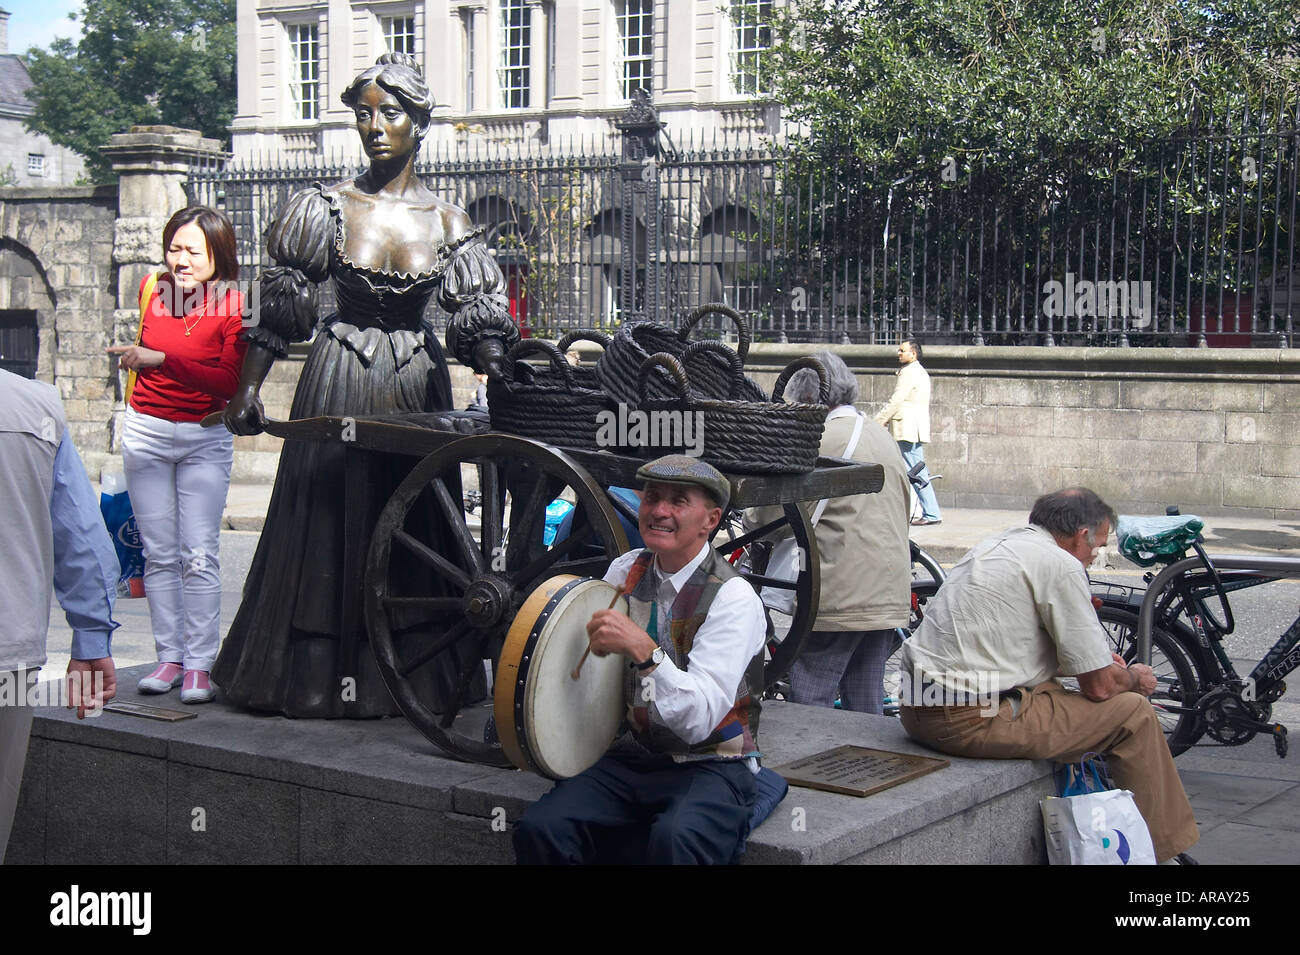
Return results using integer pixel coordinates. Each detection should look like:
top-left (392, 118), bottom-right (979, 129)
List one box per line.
top-left (125, 271), bottom-right (161, 403)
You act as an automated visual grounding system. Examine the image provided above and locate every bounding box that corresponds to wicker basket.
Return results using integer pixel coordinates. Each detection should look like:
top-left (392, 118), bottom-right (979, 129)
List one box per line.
top-left (549, 329), bottom-right (610, 392)
top-left (633, 346), bottom-right (829, 474)
top-left (487, 339), bottom-right (615, 450)
top-left (597, 302), bottom-right (768, 405)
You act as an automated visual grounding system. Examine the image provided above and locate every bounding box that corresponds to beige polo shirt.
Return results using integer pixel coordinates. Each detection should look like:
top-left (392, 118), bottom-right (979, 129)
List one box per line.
top-left (900, 525), bottom-right (1114, 694)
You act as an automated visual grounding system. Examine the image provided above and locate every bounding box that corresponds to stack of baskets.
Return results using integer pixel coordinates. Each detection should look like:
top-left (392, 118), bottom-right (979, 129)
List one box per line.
top-left (596, 303), bottom-right (768, 405)
top-left (485, 305), bottom-right (830, 473)
top-left (635, 342), bottom-right (830, 474)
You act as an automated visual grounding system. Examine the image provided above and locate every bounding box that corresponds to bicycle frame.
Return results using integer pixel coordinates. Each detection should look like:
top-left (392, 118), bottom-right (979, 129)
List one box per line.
top-left (1137, 554), bottom-right (1300, 700)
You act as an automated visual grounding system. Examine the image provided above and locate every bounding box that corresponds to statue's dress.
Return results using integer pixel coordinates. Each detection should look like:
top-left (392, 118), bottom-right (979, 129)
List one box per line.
top-left (213, 183), bottom-right (505, 717)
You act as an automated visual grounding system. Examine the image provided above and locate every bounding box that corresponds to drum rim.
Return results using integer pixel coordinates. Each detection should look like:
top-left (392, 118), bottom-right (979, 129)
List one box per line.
top-left (494, 574), bottom-right (628, 779)
top-left (495, 574), bottom-right (581, 774)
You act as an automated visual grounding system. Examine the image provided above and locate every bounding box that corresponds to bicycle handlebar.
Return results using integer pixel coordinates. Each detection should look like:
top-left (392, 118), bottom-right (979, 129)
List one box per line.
top-left (1136, 554), bottom-right (1300, 663)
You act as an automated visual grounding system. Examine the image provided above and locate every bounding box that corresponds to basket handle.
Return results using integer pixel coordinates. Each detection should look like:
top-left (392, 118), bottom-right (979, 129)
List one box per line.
top-left (637, 352), bottom-right (693, 404)
top-left (556, 329), bottom-right (612, 353)
top-left (679, 302), bottom-right (752, 363)
top-left (680, 340), bottom-right (745, 400)
top-left (773, 356), bottom-right (830, 405)
top-left (503, 338), bottom-right (575, 391)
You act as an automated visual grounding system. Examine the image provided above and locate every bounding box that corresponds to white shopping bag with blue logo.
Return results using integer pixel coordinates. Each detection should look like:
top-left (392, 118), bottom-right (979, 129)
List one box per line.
top-left (1040, 756), bottom-right (1156, 865)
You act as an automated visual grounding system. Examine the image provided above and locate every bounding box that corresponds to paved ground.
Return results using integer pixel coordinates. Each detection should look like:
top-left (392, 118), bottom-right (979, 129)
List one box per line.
top-left (37, 483), bottom-right (1300, 865)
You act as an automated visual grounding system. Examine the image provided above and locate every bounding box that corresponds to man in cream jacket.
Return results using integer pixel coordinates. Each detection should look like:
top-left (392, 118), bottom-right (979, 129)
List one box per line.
top-left (875, 339), bottom-right (941, 525)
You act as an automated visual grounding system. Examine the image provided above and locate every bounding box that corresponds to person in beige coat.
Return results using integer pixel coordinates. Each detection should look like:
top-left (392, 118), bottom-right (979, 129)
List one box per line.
top-left (875, 339), bottom-right (941, 524)
top-left (747, 351), bottom-right (912, 713)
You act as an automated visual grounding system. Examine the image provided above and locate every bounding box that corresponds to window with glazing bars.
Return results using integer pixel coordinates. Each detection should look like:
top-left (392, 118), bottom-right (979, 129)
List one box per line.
top-left (498, 0), bottom-right (530, 109)
top-left (383, 15), bottom-right (416, 56)
top-left (288, 23), bottom-right (320, 120)
top-left (730, 0), bottom-right (772, 96)
top-left (617, 0), bottom-right (653, 99)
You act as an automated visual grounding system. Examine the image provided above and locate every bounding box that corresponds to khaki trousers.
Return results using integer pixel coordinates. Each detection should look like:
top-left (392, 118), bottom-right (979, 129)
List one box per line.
top-left (900, 680), bottom-right (1199, 862)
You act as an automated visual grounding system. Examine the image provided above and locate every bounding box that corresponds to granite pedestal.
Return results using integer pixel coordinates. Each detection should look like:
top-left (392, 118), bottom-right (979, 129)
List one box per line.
top-left (7, 664), bottom-right (1054, 865)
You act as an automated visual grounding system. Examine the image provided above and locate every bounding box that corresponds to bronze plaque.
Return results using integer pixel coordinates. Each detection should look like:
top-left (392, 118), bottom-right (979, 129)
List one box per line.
top-left (771, 744), bottom-right (949, 797)
top-left (103, 701), bottom-right (197, 722)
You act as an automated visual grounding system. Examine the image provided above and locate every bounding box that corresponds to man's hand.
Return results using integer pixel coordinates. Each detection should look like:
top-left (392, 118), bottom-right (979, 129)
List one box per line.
top-left (1128, 662), bottom-right (1157, 697)
top-left (586, 609), bottom-right (659, 665)
top-left (66, 657), bottom-right (116, 719)
top-left (1076, 657), bottom-right (1155, 701)
top-left (106, 345), bottom-right (165, 370)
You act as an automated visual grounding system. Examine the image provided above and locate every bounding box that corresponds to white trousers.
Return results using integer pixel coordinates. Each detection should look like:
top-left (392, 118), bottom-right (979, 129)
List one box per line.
top-left (121, 409), bottom-right (232, 672)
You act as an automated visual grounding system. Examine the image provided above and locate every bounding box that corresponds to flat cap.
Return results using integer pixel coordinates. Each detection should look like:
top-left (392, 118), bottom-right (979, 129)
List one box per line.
top-left (635, 454), bottom-right (731, 511)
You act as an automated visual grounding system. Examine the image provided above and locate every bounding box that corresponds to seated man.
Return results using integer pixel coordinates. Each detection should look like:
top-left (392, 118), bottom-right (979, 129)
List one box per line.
top-left (513, 455), bottom-right (767, 864)
top-left (898, 487), bottom-right (1199, 863)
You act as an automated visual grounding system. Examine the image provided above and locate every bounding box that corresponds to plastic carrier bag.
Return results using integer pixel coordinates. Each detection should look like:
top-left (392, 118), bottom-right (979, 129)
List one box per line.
top-left (1041, 755), bottom-right (1156, 865)
top-left (1116, 514), bottom-right (1205, 567)
top-left (99, 471), bottom-right (146, 597)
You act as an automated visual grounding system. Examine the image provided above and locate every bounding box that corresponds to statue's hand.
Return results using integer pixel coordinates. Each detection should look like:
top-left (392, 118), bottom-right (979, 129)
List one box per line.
top-left (223, 388), bottom-right (267, 436)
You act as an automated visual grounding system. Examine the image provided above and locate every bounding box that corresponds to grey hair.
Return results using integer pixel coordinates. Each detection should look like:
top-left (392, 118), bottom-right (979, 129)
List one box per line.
top-left (785, 350), bottom-right (859, 407)
top-left (1028, 487), bottom-right (1117, 539)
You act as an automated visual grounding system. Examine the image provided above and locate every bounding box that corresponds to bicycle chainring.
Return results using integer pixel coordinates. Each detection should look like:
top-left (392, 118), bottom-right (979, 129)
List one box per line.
top-left (1200, 686), bottom-right (1272, 746)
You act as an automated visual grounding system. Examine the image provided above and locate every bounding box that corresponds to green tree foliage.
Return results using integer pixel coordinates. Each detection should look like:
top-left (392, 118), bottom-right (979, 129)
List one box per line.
top-left (749, 0), bottom-right (1300, 339)
top-left (24, 0), bottom-right (236, 182)
top-left (770, 0), bottom-right (1297, 175)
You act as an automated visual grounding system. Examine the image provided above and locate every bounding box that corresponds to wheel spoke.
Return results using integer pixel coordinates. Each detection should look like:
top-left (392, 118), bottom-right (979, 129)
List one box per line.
top-left (719, 517), bottom-right (787, 552)
top-left (512, 520), bottom-right (594, 584)
top-left (550, 556), bottom-right (616, 579)
top-left (479, 459), bottom-right (503, 561)
top-left (506, 471), bottom-right (554, 571)
top-left (383, 596), bottom-right (462, 614)
top-left (397, 618), bottom-right (474, 677)
top-left (430, 476), bottom-right (483, 573)
top-left (738, 572), bottom-right (797, 591)
top-left (394, 529), bottom-right (472, 591)
top-left (440, 635), bottom-right (490, 728)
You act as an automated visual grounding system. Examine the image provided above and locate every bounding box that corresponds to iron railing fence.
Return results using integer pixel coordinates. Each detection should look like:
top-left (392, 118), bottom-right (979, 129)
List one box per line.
top-left (188, 109), bottom-right (1300, 347)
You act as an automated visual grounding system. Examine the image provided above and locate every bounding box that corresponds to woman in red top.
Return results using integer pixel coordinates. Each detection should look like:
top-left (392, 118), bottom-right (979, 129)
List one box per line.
top-left (108, 206), bottom-right (247, 703)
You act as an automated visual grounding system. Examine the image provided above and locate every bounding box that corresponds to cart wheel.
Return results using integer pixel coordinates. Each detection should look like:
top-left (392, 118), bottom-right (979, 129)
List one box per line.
top-left (717, 504), bottom-right (819, 692)
top-left (366, 434), bottom-right (628, 764)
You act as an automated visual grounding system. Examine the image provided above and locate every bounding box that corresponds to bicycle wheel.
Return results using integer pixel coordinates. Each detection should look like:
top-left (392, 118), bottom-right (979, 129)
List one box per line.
top-left (1094, 607), bottom-right (1205, 756)
top-left (910, 541), bottom-right (946, 587)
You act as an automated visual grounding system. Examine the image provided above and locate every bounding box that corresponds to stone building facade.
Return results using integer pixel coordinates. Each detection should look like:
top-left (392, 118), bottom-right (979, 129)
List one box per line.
top-left (0, 10), bottom-right (89, 188)
top-left (231, 0), bottom-right (778, 160)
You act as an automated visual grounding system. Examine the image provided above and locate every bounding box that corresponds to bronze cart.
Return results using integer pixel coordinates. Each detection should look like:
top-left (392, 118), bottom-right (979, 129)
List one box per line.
top-left (255, 413), bottom-right (883, 766)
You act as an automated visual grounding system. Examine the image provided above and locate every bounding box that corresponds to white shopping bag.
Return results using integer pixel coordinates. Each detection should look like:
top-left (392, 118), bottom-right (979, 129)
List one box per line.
top-left (1040, 789), bottom-right (1157, 865)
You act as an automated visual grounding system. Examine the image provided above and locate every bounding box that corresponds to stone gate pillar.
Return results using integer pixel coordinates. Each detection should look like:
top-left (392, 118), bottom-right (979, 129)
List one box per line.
top-left (100, 126), bottom-right (226, 447)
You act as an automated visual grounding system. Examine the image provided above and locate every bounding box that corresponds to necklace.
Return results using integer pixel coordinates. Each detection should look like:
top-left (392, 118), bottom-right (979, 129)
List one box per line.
top-left (182, 311), bottom-right (204, 337)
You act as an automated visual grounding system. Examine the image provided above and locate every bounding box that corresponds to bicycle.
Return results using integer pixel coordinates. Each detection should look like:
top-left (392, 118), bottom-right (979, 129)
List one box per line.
top-left (1091, 509), bottom-right (1298, 758)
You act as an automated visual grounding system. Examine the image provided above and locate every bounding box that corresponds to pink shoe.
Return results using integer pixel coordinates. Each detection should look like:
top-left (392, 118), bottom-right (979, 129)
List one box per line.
top-left (180, 669), bottom-right (215, 704)
top-left (138, 662), bottom-right (183, 694)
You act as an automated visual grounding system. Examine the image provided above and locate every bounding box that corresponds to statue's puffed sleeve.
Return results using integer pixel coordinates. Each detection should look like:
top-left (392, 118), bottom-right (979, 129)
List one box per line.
top-left (246, 185), bottom-right (332, 358)
top-left (440, 237), bottom-right (520, 373)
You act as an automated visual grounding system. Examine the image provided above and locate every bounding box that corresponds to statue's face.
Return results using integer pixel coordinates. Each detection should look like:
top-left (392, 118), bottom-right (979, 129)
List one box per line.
top-left (353, 82), bottom-right (419, 162)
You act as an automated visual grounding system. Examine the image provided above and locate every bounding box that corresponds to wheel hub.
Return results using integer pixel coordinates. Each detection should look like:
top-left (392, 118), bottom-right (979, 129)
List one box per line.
top-left (462, 576), bottom-right (515, 629)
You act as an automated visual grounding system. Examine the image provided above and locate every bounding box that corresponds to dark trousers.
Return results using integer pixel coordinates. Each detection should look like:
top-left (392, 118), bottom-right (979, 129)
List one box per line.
top-left (513, 752), bottom-right (756, 865)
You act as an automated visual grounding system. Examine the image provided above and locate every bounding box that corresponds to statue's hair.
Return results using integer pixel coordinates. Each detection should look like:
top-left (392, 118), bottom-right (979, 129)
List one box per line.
top-left (341, 53), bottom-right (434, 134)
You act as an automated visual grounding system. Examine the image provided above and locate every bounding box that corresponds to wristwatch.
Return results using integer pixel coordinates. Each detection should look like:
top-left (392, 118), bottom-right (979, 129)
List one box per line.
top-left (635, 647), bottom-right (665, 671)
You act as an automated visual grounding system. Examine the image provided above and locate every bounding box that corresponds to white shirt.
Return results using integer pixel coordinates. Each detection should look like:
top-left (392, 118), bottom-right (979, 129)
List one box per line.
top-left (603, 541), bottom-right (767, 747)
top-left (900, 525), bottom-right (1113, 692)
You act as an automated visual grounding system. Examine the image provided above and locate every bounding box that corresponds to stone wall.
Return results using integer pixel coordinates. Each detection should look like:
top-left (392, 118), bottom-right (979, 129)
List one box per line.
top-left (0, 185), bottom-right (119, 472)
top-left (743, 344), bottom-right (1300, 519)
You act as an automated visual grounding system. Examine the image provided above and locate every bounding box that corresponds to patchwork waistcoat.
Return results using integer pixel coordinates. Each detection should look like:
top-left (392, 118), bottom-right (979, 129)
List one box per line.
top-left (619, 548), bottom-right (763, 761)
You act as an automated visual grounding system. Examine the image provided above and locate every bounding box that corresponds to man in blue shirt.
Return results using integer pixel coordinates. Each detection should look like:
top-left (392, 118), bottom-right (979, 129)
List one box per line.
top-left (0, 369), bottom-right (119, 861)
